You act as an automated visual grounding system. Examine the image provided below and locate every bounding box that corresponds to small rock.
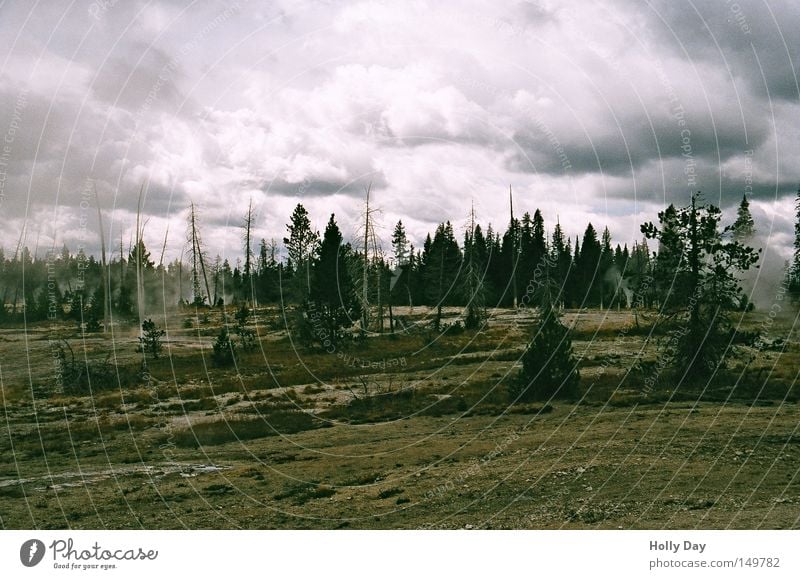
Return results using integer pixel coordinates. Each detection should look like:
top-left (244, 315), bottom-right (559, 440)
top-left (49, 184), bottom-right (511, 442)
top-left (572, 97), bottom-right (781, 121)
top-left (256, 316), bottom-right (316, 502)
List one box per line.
top-left (464, 524), bottom-right (474, 530)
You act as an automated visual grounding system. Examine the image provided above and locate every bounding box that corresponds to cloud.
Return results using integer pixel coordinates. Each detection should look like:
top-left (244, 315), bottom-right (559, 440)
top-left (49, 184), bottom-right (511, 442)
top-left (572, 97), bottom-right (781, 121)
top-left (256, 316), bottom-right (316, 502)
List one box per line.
top-left (0, 0), bottom-right (798, 264)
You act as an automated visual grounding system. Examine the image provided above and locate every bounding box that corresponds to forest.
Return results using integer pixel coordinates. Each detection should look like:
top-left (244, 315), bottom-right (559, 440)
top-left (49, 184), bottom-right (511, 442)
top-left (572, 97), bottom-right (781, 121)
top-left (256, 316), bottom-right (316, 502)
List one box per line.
top-left (3, 190), bottom-right (793, 329)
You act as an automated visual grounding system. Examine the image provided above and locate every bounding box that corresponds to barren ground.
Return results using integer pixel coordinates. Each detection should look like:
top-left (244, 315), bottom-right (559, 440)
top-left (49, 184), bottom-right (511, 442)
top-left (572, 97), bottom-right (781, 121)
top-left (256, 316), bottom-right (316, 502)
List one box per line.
top-left (1, 306), bottom-right (798, 529)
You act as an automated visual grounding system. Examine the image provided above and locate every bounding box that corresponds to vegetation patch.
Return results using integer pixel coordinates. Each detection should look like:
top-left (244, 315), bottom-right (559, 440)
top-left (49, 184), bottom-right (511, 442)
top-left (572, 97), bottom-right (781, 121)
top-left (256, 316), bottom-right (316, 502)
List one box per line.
top-left (172, 411), bottom-right (321, 448)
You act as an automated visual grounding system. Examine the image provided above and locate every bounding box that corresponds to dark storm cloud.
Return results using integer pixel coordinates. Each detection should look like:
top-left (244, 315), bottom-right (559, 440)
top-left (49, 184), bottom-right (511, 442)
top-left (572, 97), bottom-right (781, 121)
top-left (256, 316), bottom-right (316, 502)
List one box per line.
top-left (637, 0), bottom-right (800, 101)
top-left (1, 0), bottom-right (798, 260)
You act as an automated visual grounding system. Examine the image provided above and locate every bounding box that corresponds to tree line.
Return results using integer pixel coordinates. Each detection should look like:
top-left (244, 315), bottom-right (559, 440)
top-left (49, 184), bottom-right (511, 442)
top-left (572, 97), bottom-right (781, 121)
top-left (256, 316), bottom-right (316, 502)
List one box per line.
top-left (0, 190), bottom-right (790, 338)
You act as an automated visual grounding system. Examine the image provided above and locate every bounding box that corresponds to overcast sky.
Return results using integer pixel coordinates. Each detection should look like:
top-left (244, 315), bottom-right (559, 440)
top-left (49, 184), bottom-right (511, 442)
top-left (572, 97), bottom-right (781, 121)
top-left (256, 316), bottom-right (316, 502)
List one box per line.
top-left (0, 0), bottom-right (798, 266)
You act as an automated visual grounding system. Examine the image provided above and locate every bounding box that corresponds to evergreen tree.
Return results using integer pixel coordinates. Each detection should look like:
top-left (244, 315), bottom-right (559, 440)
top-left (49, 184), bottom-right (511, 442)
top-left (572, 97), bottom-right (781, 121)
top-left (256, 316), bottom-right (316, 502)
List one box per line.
top-left (309, 214), bottom-right (360, 346)
top-left (789, 188), bottom-right (800, 299)
top-left (256, 238), bottom-right (280, 303)
top-left (629, 238), bottom-right (652, 308)
top-left (531, 209), bottom-right (547, 272)
top-left (211, 326), bottom-right (236, 367)
top-left (499, 217), bottom-right (521, 307)
top-left (732, 193), bottom-right (756, 242)
top-left (462, 208), bottom-right (488, 329)
top-left (417, 233), bottom-right (433, 306)
top-left (234, 303), bottom-right (257, 351)
top-left (424, 222), bottom-right (461, 329)
top-left (513, 266), bottom-right (579, 401)
top-left (576, 223), bottom-right (602, 306)
top-left (641, 194), bottom-right (760, 380)
top-left (599, 226), bottom-right (615, 308)
top-left (390, 220), bottom-right (411, 309)
top-left (485, 224), bottom-right (503, 305)
top-left (284, 203), bottom-right (320, 303)
top-left (139, 318), bottom-right (165, 359)
top-left (128, 240), bottom-right (154, 270)
top-left (550, 219), bottom-right (572, 307)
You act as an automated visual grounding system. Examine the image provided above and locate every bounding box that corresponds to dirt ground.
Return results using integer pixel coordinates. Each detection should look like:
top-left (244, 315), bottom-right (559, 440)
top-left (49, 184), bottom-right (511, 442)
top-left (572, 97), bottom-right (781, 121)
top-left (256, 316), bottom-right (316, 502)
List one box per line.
top-left (1, 306), bottom-right (798, 529)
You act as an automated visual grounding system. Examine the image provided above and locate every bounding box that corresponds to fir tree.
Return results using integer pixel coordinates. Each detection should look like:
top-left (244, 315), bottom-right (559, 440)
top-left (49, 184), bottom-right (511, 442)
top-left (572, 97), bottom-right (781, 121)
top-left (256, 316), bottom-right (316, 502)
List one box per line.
top-left (576, 223), bottom-right (601, 306)
top-left (309, 214), bottom-right (360, 346)
top-left (513, 266), bottom-right (579, 401)
top-left (789, 188), bottom-right (800, 299)
top-left (641, 193), bottom-right (760, 380)
top-left (732, 193), bottom-right (756, 242)
top-left (138, 318), bottom-right (165, 359)
top-left (424, 222), bottom-right (461, 329)
top-left (462, 207), bottom-right (488, 329)
top-left (283, 203), bottom-right (320, 303)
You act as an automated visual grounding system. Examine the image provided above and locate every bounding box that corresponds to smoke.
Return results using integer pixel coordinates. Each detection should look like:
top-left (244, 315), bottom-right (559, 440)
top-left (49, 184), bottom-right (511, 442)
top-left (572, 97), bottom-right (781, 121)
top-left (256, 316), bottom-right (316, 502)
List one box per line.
top-left (739, 232), bottom-right (795, 314)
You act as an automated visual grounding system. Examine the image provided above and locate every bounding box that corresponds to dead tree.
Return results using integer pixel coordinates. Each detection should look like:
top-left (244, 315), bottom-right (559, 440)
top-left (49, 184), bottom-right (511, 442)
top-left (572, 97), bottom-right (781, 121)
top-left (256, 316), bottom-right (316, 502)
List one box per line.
top-left (242, 198), bottom-right (255, 305)
top-left (188, 202), bottom-right (213, 306)
top-left (358, 183), bottom-right (385, 334)
top-left (95, 184), bottom-right (110, 332)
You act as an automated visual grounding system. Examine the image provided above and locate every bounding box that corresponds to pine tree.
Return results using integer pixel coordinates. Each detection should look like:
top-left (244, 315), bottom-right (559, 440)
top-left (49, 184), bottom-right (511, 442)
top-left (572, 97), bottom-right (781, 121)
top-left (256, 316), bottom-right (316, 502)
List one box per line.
top-left (513, 266), bottom-right (579, 401)
top-left (283, 203), bottom-right (320, 304)
top-left (789, 188), bottom-right (800, 299)
top-left (576, 223), bottom-right (601, 306)
top-left (550, 219), bottom-right (572, 307)
top-left (641, 193), bottom-right (760, 380)
top-left (424, 222), bottom-right (461, 329)
top-left (389, 220), bottom-right (411, 320)
top-left (732, 193), bottom-right (756, 243)
top-left (462, 206), bottom-right (488, 329)
top-left (309, 214), bottom-right (360, 347)
top-left (599, 226), bottom-right (614, 308)
top-left (499, 217), bottom-right (521, 307)
top-left (139, 319), bottom-right (165, 359)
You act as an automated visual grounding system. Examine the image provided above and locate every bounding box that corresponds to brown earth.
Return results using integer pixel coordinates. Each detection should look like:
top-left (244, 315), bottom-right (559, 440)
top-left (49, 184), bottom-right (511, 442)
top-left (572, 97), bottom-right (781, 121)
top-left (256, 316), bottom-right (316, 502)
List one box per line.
top-left (0, 306), bottom-right (798, 529)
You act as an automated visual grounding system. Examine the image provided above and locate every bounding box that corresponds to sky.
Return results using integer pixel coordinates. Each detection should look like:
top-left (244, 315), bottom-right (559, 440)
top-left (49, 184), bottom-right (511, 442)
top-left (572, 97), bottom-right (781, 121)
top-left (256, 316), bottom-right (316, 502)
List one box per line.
top-left (0, 0), bottom-right (798, 266)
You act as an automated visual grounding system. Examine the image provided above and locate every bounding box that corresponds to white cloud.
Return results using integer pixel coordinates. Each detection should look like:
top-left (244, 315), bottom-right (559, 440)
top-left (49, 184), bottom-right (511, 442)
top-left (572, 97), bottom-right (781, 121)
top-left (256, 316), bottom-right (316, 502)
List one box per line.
top-left (0, 0), bottom-right (797, 265)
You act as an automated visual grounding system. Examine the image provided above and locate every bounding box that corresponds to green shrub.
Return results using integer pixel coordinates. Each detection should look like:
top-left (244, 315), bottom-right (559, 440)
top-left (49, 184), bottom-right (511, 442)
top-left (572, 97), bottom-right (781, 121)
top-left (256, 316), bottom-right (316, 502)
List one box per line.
top-left (138, 319), bottom-right (165, 359)
top-left (212, 327), bottom-right (236, 367)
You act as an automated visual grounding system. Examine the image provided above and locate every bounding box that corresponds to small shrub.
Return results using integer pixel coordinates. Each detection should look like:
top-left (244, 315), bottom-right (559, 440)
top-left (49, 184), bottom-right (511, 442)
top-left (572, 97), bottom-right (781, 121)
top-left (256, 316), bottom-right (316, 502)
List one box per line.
top-left (235, 304), bottom-right (258, 351)
top-left (443, 321), bottom-right (464, 335)
top-left (511, 290), bottom-right (579, 402)
top-left (273, 483), bottom-right (335, 505)
top-left (211, 327), bottom-right (236, 367)
top-left (138, 319), bottom-right (165, 359)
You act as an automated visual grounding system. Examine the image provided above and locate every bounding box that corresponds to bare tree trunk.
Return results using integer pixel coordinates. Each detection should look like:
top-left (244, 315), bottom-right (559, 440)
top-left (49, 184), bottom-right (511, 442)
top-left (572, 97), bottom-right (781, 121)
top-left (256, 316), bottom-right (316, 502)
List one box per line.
top-left (243, 198), bottom-right (254, 305)
top-left (135, 183), bottom-right (145, 330)
top-left (388, 293), bottom-right (394, 333)
top-left (361, 184), bottom-right (371, 333)
top-left (135, 183), bottom-right (147, 371)
top-left (188, 203), bottom-right (213, 307)
top-left (510, 184), bottom-right (518, 309)
top-left (95, 184), bottom-right (109, 332)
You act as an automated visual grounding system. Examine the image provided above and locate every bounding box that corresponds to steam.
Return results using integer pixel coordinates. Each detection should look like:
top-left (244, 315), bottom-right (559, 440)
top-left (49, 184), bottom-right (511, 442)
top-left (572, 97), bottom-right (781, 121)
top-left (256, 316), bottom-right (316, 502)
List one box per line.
top-left (605, 266), bottom-right (633, 308)
top-left (738, 231), bottom-right (795, 313)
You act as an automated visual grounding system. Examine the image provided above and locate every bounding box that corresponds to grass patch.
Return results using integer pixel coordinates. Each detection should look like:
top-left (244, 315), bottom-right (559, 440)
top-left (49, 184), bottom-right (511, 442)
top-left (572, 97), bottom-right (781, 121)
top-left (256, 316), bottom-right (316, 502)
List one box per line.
top-left (172, 411), bottom-right (321, 448)
top-left (273, 483), bottom-right (336, 505)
